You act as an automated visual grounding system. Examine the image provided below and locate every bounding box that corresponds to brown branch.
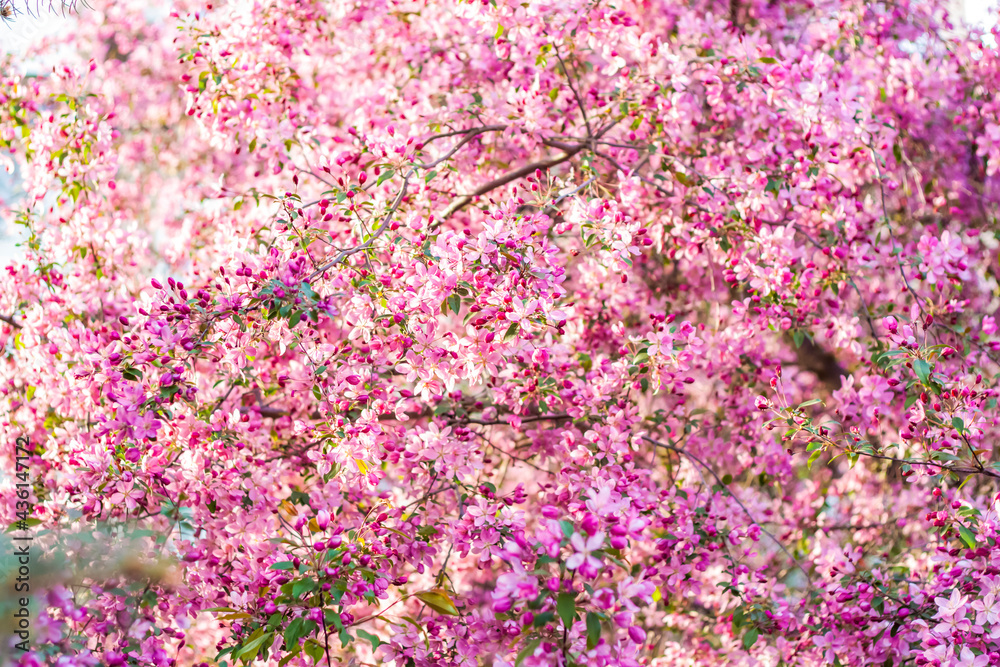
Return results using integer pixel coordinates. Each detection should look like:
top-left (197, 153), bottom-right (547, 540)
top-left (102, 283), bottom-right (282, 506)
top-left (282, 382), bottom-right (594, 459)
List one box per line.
top-left (305, 169), bottom-right (413, 281)
top-left (436, 120), bottom-right (621, 224)
top-left (458, 413), bottom-right (571, 426)
top-left (0, 314), bottom-right (22, 329)
top-left (437, 144), bottom-right (588, 222)
top-left (416, 125), bottom-right (507, 170)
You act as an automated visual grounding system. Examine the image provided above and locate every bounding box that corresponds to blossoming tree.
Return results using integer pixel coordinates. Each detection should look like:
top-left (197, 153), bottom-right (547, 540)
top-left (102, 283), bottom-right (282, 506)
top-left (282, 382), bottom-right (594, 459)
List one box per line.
top-left (2, 0), bottom-right (1000, 665)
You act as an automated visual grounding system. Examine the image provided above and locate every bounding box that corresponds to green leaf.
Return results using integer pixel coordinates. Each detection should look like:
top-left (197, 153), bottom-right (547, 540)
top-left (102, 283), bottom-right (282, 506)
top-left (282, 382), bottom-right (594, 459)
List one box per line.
top-left (952, 416), bottom-right (965, 433)
top-left (495, 23), bottom-right (504, 39)
top-left (376, 169), bottom-right (395, 187)
top-left (532, 611), bottom-right (554, 628)
top-left (277, 648), bottom-right (301, 667)
top-left (797, 399), bottom-right (823, 409)
top-left (742, 627), bottom-right (759, 650)
top-left (304, 638), bottom-right (327, 661)
top-left (414, 589), bottom-right (459, 616)
top-left (5, 517), bottom-right (42, 533)
top-left (289, 311), bottom-right (302, 328)
top-left (958, 524), bottom-right (977, 549)
top-left (556, 592), bottom-right (576, 628)
top-left (807, 449), bottom-right (823, 470)
top-left (586, 612), bottom-right (601, 649)
top-left (503, 323), bottom-right (520, 341)
top-left (759, 56), bottom-right (777, 64)
top-left (448, 294), bottom-right (461, 315)
top-left (238, 632), bottom-right (273, 662)
top-left (288, 619), bottom-right (317, 647)
top-left (515, 637), bottom-right (541, 666)
top-left (731, 606), bottom-right (745, 630)
top-left (269, 561), bottom-right (296, 570)
top-left (913, 358), bottom-right (932, 385)
top-left (356, 629), bottom-right (383, 651)
top-left (291, 578), bottom-right (317, 597)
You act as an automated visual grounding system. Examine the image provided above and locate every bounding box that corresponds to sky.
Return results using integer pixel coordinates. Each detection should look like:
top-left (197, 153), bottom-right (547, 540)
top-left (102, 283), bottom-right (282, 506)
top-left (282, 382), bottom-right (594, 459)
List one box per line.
top-left (0, 0), bottom-right (997, 264)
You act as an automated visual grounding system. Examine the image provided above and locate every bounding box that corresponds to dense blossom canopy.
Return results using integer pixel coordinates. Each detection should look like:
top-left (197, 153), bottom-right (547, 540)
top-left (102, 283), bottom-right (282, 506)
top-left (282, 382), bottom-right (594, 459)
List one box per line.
top-left (3, 0), bottom-right (1000, 665)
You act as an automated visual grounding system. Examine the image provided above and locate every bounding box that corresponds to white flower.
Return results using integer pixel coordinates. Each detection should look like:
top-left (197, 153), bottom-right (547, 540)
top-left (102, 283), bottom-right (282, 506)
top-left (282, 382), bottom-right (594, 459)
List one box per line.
top-left (934, 588), bottom-right (968, 620)
top-left (973, 593), bottom-right (1000, 627)
top-left (959, 646), bottom-right (990, 667)
top-left (566, 532), bottom-right (604, 572)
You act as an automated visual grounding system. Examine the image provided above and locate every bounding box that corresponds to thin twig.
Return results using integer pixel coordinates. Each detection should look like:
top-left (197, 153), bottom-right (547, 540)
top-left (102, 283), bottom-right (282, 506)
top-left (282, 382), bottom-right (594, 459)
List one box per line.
top-left (866, 141), bottom-right (926, 316)
top-left (437, 144), bottom-right (588, 222)
top-left (436, 120), bottom-right (621, 224)
top-left (552, 44), bottom-right (592, 137)
top-left (642, 436), bottom-right (813, 585)
top-left (416, 125), bottom-right (507, 170)
top-left (305, 169), bottom-right (413, 281)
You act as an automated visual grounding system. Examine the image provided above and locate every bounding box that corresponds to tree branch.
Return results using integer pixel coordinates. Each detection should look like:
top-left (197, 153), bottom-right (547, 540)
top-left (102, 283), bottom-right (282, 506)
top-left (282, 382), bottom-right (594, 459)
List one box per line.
top-left (305, 169), bottom-right (413, 281)
top-left (416, 125), bottom-right (507, 170)
top-left (436, 120), bottom-right (621, 224)
top-left (437, 144), bottom-right (588, 222)
top-left (0, 314), bottom-right (22, 329)
top-left (642, 436), bottom-right (813, 585)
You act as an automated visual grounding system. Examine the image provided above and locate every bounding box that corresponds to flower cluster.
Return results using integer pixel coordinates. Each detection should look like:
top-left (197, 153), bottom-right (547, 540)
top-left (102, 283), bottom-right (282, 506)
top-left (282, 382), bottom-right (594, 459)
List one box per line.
top-left (3, 0), bottom-right (1000, 665)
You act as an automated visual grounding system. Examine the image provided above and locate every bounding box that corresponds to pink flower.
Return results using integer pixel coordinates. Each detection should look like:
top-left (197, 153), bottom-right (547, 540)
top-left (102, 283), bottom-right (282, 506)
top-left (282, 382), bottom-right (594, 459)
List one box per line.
top-left (566, 532), bottom-right (605, 576)
top-left (935, 588), bottom-right (968, 620)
